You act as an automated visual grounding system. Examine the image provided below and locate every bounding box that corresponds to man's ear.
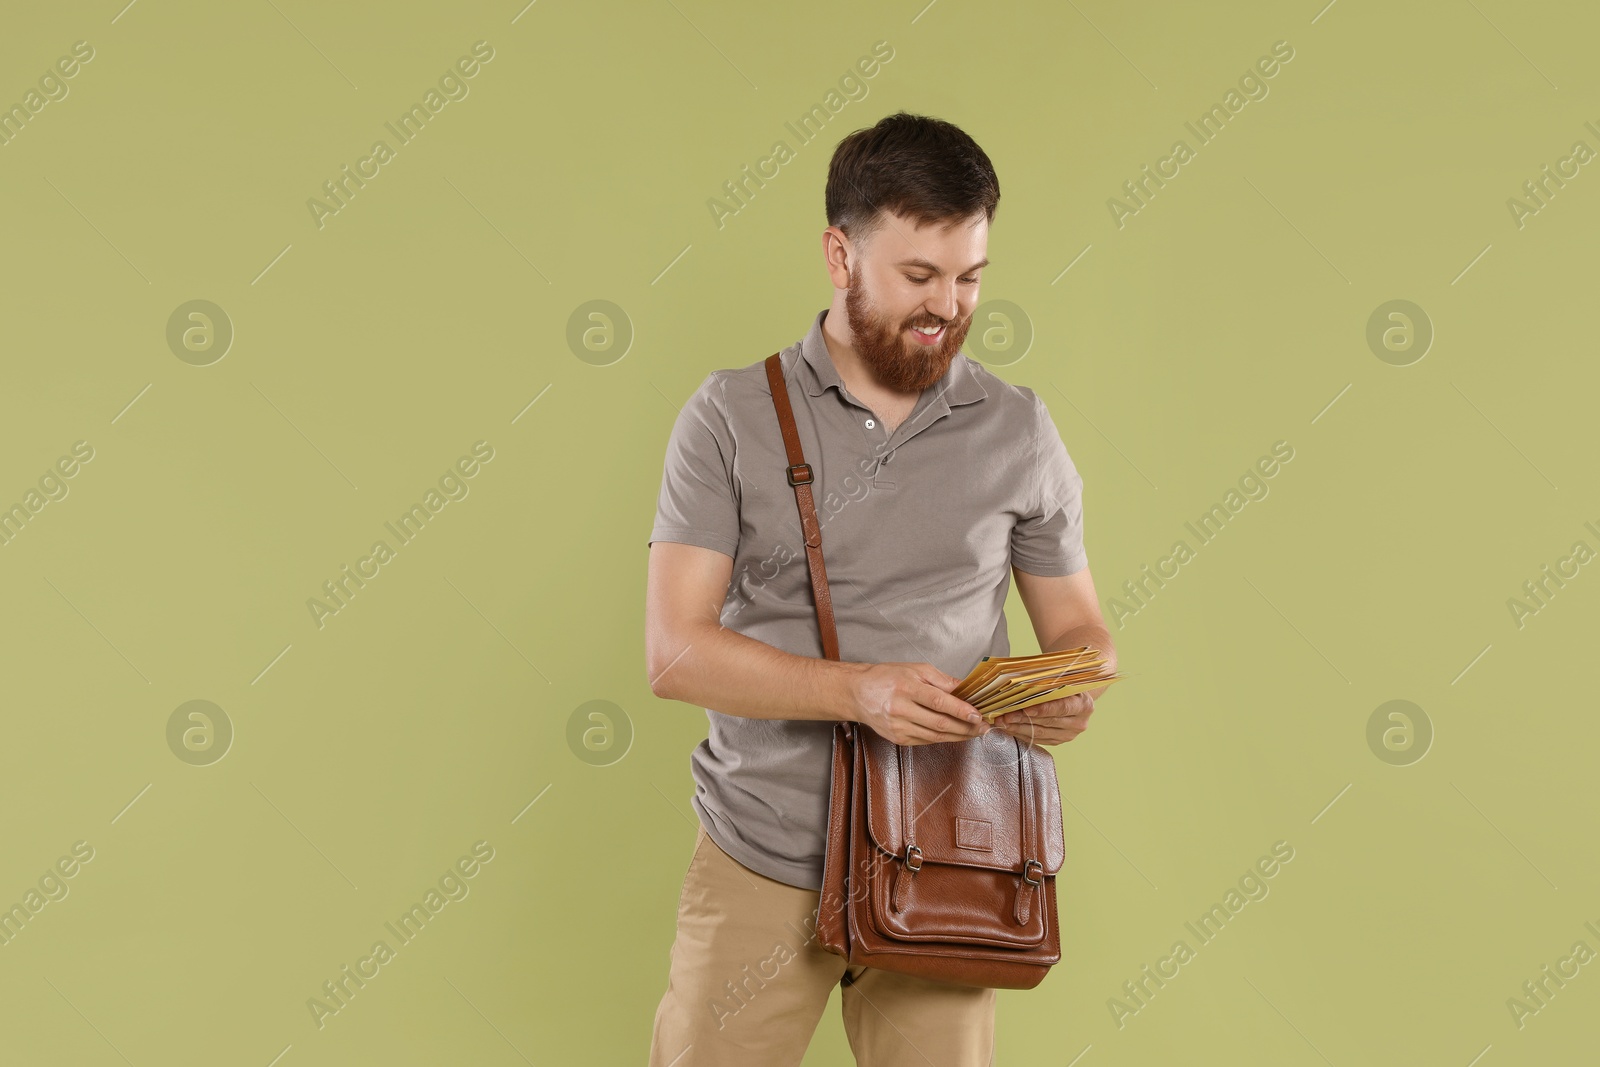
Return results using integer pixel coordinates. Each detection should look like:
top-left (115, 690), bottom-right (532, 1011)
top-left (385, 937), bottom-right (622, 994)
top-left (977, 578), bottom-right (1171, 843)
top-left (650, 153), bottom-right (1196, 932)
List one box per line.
top-left (822, 226), bottom-right (853, 289)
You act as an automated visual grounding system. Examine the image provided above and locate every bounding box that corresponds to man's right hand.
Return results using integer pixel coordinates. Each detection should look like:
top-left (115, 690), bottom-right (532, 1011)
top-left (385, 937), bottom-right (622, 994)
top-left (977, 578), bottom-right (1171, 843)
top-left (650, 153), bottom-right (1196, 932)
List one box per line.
top-left (845, 662), bottom-right (991, 746)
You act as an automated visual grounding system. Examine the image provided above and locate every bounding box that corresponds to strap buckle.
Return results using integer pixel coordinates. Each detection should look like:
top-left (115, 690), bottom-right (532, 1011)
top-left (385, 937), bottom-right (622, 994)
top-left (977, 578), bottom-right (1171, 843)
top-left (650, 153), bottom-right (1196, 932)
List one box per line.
top-left (786, 463), bottom-right (813, 486)
top-left (1022, 858), bottom-right (1044, 886)
top-left (903, 844), bottom-right (923, 871)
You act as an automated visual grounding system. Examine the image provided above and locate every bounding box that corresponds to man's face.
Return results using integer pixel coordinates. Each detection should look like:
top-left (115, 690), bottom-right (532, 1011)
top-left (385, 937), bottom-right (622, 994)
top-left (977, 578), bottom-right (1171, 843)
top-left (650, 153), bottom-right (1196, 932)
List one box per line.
top-left (841, 211), bottom-right (988, 393)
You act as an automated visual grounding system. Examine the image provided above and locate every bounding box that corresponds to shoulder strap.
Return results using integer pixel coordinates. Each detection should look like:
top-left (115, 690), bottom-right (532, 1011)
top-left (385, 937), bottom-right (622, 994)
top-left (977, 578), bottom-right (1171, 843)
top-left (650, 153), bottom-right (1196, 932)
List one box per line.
top-left (764, 352), bottom-right (841, 662)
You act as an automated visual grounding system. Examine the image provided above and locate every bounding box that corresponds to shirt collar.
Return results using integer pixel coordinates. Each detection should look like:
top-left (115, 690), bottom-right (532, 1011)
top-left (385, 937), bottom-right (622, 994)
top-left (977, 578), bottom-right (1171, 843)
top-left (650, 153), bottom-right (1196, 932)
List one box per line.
top-left (799, 308), bottom-right (988, 410)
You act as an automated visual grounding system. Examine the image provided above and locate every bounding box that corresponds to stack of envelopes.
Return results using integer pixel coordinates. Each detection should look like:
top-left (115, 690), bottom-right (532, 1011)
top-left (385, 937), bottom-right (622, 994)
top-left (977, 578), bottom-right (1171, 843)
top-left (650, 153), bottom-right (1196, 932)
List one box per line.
top-left (953, 645), bottom-right (1122, 721)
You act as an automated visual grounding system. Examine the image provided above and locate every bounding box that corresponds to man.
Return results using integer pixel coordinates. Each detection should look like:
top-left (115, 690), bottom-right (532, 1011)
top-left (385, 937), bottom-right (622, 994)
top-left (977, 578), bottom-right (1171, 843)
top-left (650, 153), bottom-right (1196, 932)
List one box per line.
top-left (645, 111), bottom-right (1115, 1067)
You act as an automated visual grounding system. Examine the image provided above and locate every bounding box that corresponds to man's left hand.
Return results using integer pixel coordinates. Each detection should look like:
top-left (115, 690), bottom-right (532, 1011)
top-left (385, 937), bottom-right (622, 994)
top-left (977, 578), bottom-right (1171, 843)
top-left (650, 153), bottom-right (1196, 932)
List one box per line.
top-left (988, 691), bottom-right (1096, 746)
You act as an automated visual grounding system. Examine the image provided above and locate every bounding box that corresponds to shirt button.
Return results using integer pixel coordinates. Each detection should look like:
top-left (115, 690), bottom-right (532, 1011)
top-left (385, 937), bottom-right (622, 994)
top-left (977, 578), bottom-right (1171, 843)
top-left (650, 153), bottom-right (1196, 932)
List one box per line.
top-left (864, 418), bottom-right (875, 428)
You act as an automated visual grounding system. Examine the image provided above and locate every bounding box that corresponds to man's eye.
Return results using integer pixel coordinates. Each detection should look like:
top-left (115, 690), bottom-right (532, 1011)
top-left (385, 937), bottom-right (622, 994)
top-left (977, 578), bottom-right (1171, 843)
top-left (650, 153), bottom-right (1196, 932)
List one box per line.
top-left (906, 275), bottom-right (929, 283)
top-left (960, 276), bottom-right (979, 284)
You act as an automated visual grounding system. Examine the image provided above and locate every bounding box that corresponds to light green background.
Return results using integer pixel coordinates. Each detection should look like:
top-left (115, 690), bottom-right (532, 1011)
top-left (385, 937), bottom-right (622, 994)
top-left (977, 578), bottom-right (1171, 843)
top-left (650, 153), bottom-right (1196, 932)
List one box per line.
top-left (1, 0), bottom-right (1596, 1063)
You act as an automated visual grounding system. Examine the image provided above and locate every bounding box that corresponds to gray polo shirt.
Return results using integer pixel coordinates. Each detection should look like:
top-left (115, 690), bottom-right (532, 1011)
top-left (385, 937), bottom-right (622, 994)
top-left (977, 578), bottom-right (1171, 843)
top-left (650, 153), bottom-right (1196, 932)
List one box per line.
top-left (649, 307), bottom-right (1088, 890)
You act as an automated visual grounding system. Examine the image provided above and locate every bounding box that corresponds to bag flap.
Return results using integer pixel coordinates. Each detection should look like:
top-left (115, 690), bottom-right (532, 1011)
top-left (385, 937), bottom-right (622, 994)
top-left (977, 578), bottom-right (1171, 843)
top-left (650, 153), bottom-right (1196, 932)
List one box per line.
top-left (860, 727), bottom-right (1064, 875)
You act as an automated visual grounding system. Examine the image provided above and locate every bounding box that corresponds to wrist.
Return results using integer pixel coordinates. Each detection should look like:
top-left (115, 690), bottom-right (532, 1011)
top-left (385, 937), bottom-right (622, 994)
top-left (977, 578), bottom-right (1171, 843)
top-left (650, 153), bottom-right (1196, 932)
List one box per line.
top-left (821, 660), bottom-right (870, 723)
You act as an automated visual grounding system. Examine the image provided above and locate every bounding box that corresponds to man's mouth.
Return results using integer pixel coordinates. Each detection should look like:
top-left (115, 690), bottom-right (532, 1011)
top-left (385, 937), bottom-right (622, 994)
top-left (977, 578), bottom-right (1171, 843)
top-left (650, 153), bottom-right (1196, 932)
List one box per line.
top-left (907, 323), bottom-right (945, 345)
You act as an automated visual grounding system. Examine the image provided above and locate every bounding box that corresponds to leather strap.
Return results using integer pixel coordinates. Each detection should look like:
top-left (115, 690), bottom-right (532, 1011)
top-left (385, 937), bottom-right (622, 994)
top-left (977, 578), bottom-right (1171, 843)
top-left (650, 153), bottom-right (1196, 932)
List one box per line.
top-left (764, 352), bottom-right (841, 663)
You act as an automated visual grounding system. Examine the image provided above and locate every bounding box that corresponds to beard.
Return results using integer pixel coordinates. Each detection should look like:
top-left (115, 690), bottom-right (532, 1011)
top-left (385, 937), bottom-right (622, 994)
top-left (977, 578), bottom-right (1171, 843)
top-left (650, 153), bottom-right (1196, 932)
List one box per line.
top-left (843, 270), bottom-right (973, 393)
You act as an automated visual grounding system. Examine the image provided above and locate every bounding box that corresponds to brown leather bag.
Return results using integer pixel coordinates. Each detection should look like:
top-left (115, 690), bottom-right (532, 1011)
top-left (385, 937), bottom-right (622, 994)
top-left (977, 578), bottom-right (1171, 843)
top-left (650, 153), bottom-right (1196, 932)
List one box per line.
top-left (762, 352), bottom-right (1064, 991)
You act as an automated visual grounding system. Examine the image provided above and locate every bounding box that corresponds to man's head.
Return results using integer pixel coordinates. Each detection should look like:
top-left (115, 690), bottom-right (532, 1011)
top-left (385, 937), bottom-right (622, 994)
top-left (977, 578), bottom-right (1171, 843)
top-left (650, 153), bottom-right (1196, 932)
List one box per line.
top-left (823, 112), bottom-right (1000, 393)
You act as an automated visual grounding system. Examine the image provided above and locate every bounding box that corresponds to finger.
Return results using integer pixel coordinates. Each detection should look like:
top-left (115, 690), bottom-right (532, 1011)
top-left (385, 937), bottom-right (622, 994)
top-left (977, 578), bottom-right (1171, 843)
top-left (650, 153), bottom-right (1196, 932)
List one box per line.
top-left (917, 682), bottom-right (986, 727)
top-left (903, 699), bottom-right (989, 741)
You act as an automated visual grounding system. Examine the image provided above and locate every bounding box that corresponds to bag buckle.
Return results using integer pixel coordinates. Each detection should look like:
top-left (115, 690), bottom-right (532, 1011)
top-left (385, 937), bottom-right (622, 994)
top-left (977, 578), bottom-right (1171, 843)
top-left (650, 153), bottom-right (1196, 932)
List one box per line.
top-left (1022, 859), bottom-right (1044, 887)
top-left (903, 844), bottom-right (923, 871)
top-left (786, 463), bottom-right (813, 486)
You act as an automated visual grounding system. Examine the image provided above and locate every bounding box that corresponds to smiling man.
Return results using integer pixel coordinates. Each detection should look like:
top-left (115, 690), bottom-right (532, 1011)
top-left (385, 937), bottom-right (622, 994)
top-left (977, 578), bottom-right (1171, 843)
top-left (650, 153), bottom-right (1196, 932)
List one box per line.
top-left (645, 111), bottom-right (1115, 1067)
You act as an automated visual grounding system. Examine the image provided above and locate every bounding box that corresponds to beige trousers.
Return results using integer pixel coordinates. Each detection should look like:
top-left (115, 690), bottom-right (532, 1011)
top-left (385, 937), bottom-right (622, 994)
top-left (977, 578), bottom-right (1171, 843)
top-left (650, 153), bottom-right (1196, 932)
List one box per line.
top-left (649, 822), bottom-right (997, 1067)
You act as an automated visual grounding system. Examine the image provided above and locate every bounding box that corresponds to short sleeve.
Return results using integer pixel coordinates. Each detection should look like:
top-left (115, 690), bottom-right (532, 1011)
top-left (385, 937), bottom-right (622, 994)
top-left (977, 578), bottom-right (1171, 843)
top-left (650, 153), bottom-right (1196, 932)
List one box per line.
top-left (649, 372), bottom-right (741, 559)
top-left (1010, 392), bottom-right (1087, 576)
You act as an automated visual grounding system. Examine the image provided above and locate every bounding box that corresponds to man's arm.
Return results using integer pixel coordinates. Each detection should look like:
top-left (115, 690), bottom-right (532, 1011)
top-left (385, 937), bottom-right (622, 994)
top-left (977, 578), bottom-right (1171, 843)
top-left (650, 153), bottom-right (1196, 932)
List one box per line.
top-left (644, 541), bottom-right (988, 744)
top-left (998, 565), bottom-right (1116, 744)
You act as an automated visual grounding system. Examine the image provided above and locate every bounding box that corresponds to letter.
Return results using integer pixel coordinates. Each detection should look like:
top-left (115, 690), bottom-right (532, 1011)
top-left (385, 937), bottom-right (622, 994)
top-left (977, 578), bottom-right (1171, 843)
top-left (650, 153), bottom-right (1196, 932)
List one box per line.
top-left (39, 74), bottom-right (68, 102)
top-left (708, 197), bottom-right (738, 229)
top-left (38, 873), bottom-right (68, 902)
top-left (1120, 579), bottom-right (1148, 608)
top-left (771, 141), bottom-right (796, 165)
top-left (456, 854), bottom-right (481, 878)
top-left (1574, 540), bottom-right (1596, 565)
top-left (439, 872), bottom-right (468, 901)
top-left (1507, 996), bottom-right (1537, 1028)
top-left (456, 56), bottom-right (480, 78)
top-left (1536, 963), bottom-right (1566, 997)
top-left (822, 89), bottom-right (846, 113)
top-left (371, 540), bottom-right (396, 564)
top-left (352, 555), bottom-right (378, 579)
top-left (1535, 164), bottom-right (1565, 199)
top-left (1255, 55), bottom-right (1280, 78)
top-left (1223, 888), bottom-right (1247, 912)
top-left (472, 839), bottom-right (495, 863)
top-left (1106, 597), bottom-right (1138, 629)
top-left (335, 964), bottom-right (366, 997)
top-left (1239, 472), bottom-right (1268, 502)
top-left (1556, 154), bottom-right (1580, 179)
top-left (1534, 564), bottom-right (1565, 599)
top-left (372, 140), bottom-right (396, 165)
top-left (1171, 140), bottom-right (1196, 165)
top-left (335, 565), bottom-right (366, 597)
top-left (355, 954), bottom-right (381, 979)
top-left (55, 855), bottom-right (79, 878)
top-left (1137, 963), bottom-right (1167, 995)
top-left (1121, 179), bottom-right (1147, 207)
top-left (21, 489), bottom-right (45, 513)
top-left (56, 454), bottom-right (80, 478)
top-left (23, 90), bottom-right (46, 113)
top-left (422, 889), bottom-right (447, 913)
top-left (1271, 440), bottom-right (1294, 462)
top-left (839, 72), bottom-right (867, 101)
top-left (56, 56), bottom-right (80, 78)
top-left (308, 598), bottom-right (339, 629)
top-left (421, 490), bottom-right (446, 515)
top-left (1195, 104), bottom-right (1229, 139)
top-left (471, 40), bottom-right (495, 62)
top-left (757, 954), bottom-right (782, 980)
top-left (1556, 554), bottom-right (1580, 579)
top-left (1239, 872), bottom-right (1268, 901)
top-left (308, 997), bottom-right (340, 1029)
top-left (72, 40), bottom-right (95, 62)
top-left (1156, 154), bottom-right (1180, 179)
top-left (21, 889), bottom-right (45, 912)
top-left (423, 88), bottom-right (447, 113)
top-left (456, 455), bottom-right (481, 478)
top-left (1574, 140), bottom-right (1596, 164)
top-left (793, 104), bottom-right (830, 140)
top-left (308, 197), bottom-right (339, 230)
top-left (1556, 954), bottom-right (1580, 979)
top-left (395, 904), bottom-right (431, 937)
top-left (1155, 954), bottom-right (1180, 979)
top-left (856, 55), bottom-right (880, 78)
top-left (1108, 197), bottom-right (1139, 229)
top-left (1171, 540), bottom-right (1196, 564)
top-left (1255, 854), bottom-right (1279, 878)
top-left (1271, 840), bottom-right (1294, 862)
top-left (440, 72), bottom-right (468, 101)
top-left (1137, 563), bottom-right (1168, 595)
top-left (471, 440), bottom-right (495, 463)
top-left (1121, 980), bottom-right (1146, 1007)
top-left (439, 472), bottom-right (468, 501)
top-left (1137, 163), bottom-right (1166, 197)
top-left (393, 504), bottom-right (430, 539)
top-left (1521, 980), bottom-right (1544, 1006)
top-left (371, 940), bottom-right (396, 963)
top-left (0, 103), bottom-right (30, 143)
top-left (71, 840), bottom-right (93, 863)
top-left (1194, 503), bottom-right (1231, 539)
top-left (1521, 180), bottom-right (1546, 207)
top-left (771, 940), bottom-right (796, 964)
top-left (733, 163), bottom-right (765, 200)
top-left (872, 40), bottom-right (894, 62)
top-left (397, 104), bottom-right (430, 138)
top-left (320, 580), bottom-right (346, 607)
top-left (38, 473), bottom-right (67, 502)
top-left (1239, 72), bottom-right (1268, 101)
top-left (1255, 455), bottom-right (1280, 479)
top-left (1108, 997), bottom-right (1139, 1028)
top-left (1222, 89), bottom-right (1247, 113)
top-left (1271, 39), bottom-right (1294, 62)
top-left (711, 998), bottom-right (738, 1029)
top-left (1574, 940), bottom-right (1596, 964)
top-left (355, 155), bottom-right (380, 179)
top-left (1194, 903), bottom-right (1231, 938)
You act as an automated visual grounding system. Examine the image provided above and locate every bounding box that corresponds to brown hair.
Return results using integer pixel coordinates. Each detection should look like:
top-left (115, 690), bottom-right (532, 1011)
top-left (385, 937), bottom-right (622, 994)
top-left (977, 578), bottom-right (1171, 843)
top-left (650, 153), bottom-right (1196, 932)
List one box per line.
top-left (825, 111), bottom-right (1000, 247)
